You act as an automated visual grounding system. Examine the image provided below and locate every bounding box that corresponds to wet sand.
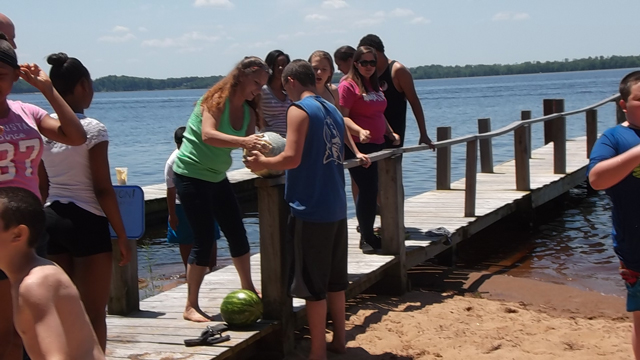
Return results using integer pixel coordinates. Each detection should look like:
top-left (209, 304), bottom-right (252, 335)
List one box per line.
top-left (283, 272), bottom-right (632, 360)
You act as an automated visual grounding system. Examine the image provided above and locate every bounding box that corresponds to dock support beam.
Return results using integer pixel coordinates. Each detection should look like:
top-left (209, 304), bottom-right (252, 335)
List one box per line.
top-left (436, 127), bottom-right (452, 190)
top-left (543, 99), bottom-right (554, 145)
top-left (464, 139), bottom-right (478, 217)
top-left (108, 240), bottom-right (139, 315)
top-left (553, 99), bottom-right (566, 174)
top-left (478, 118), bottom-right (493, 173)
top-left (515, 112), bottom-right (531, 191)
top-left (378, 155), bottom-right (407, 295)
top-left (616, 100), bottom-right (626, 124)
top-left (586, 109), bottom-right (598, 158)
top-left (256, 177), bottom-right (294, 356)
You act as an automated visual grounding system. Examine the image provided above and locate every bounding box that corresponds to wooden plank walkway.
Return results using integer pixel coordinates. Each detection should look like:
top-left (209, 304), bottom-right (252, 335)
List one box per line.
top-left (106, 136), bottom-right (589, 359)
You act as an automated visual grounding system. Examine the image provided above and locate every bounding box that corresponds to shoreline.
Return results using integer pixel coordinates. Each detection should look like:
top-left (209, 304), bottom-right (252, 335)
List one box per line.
top-left (276, 272), bottom-right (632, 359)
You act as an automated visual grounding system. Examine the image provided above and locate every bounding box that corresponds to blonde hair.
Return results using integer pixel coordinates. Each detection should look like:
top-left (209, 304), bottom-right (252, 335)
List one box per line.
top-left (201, 56), bottom-right (270, 129)
top-left (308, 50), bottom-right (335, 86)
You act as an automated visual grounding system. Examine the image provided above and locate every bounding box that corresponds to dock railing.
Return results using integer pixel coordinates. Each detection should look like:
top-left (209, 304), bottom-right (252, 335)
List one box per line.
top-left (110, 93), bottom-right (624, 354)
top-left (256, 93), bottom-right (622, 353)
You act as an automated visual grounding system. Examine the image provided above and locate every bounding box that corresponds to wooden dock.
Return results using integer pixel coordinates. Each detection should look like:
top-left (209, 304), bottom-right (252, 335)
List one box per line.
top-left (106, 130), bottom-right (593, 359)
top-left (107, 98), bottom-right (613, 360)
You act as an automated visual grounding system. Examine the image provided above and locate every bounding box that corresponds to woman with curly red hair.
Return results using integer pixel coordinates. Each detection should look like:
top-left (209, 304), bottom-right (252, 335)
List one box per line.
top-left (173, 56), bottom-right (269, 322)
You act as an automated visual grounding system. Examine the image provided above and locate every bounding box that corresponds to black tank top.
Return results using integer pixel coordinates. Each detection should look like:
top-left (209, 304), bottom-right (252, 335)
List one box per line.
top-left (379, 60), bottom-right (407, 147)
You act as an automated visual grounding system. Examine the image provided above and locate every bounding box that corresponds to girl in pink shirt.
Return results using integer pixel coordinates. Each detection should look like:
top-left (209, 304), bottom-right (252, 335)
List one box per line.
top-left (0, 33), bottom-right (86, 359)
top-left (338, 46), bottom-right (400, 254)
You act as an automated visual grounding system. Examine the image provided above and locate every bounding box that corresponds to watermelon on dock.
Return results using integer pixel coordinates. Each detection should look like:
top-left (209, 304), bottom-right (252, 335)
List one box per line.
top-left (220, 290), bottom-right (263, 327)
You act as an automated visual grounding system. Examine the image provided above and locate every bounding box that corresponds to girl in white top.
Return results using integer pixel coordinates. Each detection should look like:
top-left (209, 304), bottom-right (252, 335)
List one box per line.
top-left (38, 53), bottom-right (130, 352)
top-left (259, 50), bottom-right (291, 137)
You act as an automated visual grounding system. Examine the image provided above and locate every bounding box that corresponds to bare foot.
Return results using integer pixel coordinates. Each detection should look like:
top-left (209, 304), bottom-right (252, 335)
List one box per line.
top-left (183, 306), bottom-right (211, 322)
top-left (327, 340), bottom-right (346, 354)
top-left (243, 285), bottom-right (261, 298)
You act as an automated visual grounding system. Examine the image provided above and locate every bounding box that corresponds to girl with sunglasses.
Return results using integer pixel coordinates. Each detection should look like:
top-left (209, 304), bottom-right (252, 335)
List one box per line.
top-left (338, 46), bottom-right (400, 254)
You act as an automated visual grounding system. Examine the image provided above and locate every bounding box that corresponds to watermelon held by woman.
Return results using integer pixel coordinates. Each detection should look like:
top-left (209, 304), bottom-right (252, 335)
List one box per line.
top-left (220, 290), bottom-right (263, 328)
top-left (243, 132), bottom-right (286, 178)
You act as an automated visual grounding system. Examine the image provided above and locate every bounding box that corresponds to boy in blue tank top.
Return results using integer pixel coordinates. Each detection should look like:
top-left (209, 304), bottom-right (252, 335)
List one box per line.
top-left (245, 60), bottom-right (369, 360)
top-left (588, 70), bottom-right (640, 359)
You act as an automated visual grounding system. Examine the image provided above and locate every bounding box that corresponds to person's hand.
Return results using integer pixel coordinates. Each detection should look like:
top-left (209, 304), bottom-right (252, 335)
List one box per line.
top-left (242, 134), bottom-right (267, 151)
top-left (355, 152), bottom-right (371, 168)
top-left (169, 215), bottom-right (178, 231)
top-left (244, 150), bottom-right (267, 172)
top-left (117, 237), bottom-right (132, 266)
top-left (419, 134), bottom-right (435, 151)
top-left (358, 129), bottom-right (371, 144)
top-left (389, 132), bottom-right (401, 146)
top-left (19, 63), bottom-right (53, 95)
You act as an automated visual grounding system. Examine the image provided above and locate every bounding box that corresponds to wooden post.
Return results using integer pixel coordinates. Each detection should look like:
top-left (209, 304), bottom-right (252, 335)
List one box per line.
top-left (477, 118), bottom-right (493, 173)
top-left (616, 100), bottom-right (626, 124)
top-left (108, 240), bottom-right (139, 315)
top-left (543, 99), bottom-right (555, 145)
top-left (553, 99), bottom-right (566, 174)
top-left (255, 177), bottom-right (294, 355)
top-left (521, 110), bottom-right (532, 158)
top-left (464, 139), bottom-right (477, 217)
top-left (514, 124), bottom-right (530, 191)
top-left (436, 127), bottom-right (451, 190)
top-left (377, 155), bottom-right (407, 294)
top-left (586, 109), bottom-right (598, 158)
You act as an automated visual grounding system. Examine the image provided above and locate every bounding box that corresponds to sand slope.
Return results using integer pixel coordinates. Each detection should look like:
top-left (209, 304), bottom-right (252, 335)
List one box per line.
top-left (286, 274), bottom-right (633, 360)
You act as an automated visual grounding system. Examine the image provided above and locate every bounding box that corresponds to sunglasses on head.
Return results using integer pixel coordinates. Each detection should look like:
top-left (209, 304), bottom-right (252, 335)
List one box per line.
top-left (358, 60), bottom-right (376, 67)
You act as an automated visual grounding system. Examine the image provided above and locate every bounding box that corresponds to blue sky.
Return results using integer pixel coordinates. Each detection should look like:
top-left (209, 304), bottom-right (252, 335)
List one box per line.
top-left (4, 0), bottom-right (639, 79)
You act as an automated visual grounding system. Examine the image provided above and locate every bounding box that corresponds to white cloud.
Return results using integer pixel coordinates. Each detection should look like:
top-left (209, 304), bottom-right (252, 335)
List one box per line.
top-left (410, 16), bottom-right (430, 24)
top-left (194, 0), bottom-right (233, 8)
top-left (492, 11), bottom-right (530, 21)
top-left (142, 31), bottom-right (219, 48)
top-left (98, 33), bottom-right (136, 43)
top-left (112, 25), bottom-right (130, 33)
top-left (373, 11), bottom-right (385, 17)
top-left (305, 14), bottom-right (329, 22)
top-left (390, 8), bottom-right (414, 17)
top-left (138, 27), bottom-right (148, 32)
top-left (321, 0), bottom-right (348, 9)
top-left (513, 12), bottom-right (530, 20)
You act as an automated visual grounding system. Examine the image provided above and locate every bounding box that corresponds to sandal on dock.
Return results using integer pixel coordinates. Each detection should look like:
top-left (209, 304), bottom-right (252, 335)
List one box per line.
top-left (184, 324), bottom-right (231, 347)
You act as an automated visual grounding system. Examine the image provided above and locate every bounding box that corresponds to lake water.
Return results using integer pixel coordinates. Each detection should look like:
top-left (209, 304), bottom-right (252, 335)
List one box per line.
top-left (10, 68), bottom-right (633, 298)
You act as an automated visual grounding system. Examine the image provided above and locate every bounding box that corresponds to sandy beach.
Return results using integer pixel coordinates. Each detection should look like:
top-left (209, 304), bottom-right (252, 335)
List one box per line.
top-left (282, 272), bottom-right (633, 360)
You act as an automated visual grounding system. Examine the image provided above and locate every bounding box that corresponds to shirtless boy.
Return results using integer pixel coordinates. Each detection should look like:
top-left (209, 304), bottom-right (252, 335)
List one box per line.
top-left (0, 187), bottom-right (104, 360)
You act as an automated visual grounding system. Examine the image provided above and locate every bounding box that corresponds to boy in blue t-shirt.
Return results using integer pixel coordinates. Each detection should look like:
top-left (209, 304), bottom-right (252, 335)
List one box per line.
top-left (165, 126), bottom-right (219, 273)
top-left (244, 60), bottom-right (369, 360)
top-left (588, 70), bottom-right (640, 359)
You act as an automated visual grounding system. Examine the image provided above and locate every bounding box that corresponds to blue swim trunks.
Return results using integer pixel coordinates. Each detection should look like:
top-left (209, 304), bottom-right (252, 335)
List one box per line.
top-left (625, 281), bottom-right (640, 312)
top-left (167, 204), bottom-right (220, 244)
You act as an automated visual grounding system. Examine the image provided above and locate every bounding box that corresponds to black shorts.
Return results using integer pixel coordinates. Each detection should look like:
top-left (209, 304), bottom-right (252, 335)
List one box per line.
top-left (288, 216), bottom-right (348, 301)
top-left (0, 226), bottom-right (49, 281)
top-left (45, 201), bottom-right (112, 258)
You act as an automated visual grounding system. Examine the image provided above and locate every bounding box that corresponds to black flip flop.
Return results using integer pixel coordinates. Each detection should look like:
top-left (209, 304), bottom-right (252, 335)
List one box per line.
top-left (184, 323), bottom-right (231, 347)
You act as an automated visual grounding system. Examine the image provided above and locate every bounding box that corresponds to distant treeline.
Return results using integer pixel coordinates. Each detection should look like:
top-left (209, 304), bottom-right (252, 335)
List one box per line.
top-left (11, 74), bottom-right (224, 94)
top-left (10, 55), bottom-right (640, 94)
top-left (409, 55), bottom-right (640, 79)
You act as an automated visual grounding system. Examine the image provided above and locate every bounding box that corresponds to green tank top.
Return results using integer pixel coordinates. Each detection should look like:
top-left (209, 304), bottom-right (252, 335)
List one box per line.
top-left (173, 97), bottom-right (251, 183)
